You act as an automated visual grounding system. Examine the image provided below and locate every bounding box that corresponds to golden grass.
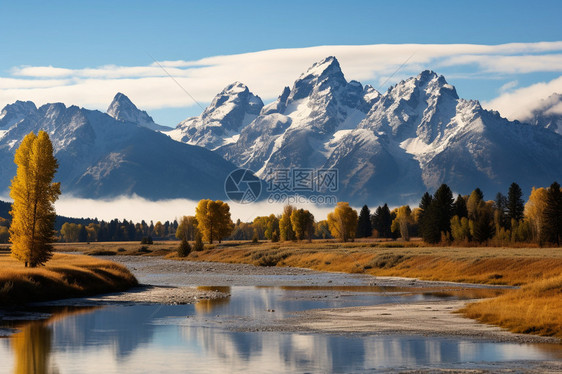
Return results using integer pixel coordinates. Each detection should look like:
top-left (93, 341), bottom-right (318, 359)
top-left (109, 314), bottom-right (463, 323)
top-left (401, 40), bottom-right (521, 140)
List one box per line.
top-left (175, 241), bottom-right (562, 286)
top-left (177, 240), bottom-right (562, 339)
top-left (4, 239), bottom-right (560, 337)
top-left (0, 252), bottom-right (138, 305)
top-left (460, 275), bottom-right (562, 337)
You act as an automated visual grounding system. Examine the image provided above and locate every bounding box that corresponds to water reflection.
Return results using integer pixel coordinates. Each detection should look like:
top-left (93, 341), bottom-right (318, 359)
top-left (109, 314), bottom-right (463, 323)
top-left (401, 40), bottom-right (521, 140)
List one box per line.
top-left (195, 286), bottom-right (232, 314)
top-left (11, 321), bottom-right (55, 374)
top-left (1, 287), bottom-right (561, 373)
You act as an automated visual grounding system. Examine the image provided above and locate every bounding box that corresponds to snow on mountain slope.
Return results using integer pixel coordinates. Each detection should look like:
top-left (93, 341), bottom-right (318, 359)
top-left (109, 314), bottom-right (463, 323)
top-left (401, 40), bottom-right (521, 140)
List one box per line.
top-left (526, 93), bottom-right (562, 135)
top-left (2, 57), bottom-right (561, 206)
top-left (0, 100), bottom-right (38, 130)
top-left (166, 82), bottom-right (263, 150)
top-left (176, 57), bottom-right (562, 205)
top-left (0, 101), bottom-right (238, 200)
top-left (331, 71), bottom-right (562, 203)
top-left (107, 92), bottom-right (169, 131)
top-left (219, 57), bottom-right (379, 176)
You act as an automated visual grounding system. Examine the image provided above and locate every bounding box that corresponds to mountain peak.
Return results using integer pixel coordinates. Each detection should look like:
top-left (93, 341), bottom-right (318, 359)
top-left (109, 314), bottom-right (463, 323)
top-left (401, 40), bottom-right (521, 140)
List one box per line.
top-left (204, 82), bottom-right (263, 117)
top-left (0, 100), bottom-right (38, 129)
top-left (289, 57), bottom-right (346, 102)
top-left (107, 92), bottom-right (136, 114)
top-left (107, 92), bottom-right (166, 131)
top-left (222, 81), bottom-right (249, 94)
top-left (301, 56), bottom-right (342, 79)
top-left (391, 70), bottom-right (458, 100)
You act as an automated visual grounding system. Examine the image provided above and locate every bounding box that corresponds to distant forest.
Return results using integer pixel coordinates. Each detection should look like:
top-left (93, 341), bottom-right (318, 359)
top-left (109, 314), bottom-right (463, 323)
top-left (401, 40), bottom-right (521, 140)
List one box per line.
top-left (0, 180), bottom-right (560, 246)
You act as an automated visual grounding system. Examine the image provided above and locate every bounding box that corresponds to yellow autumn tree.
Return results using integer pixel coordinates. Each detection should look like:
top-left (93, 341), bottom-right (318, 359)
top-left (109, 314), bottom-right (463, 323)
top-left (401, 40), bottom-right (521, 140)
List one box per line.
top-left (327, 202), bottom-right (358, 242)
top-left (525, 187), bottom-right (548, 243)
top-left (9, 131), bottom-right (60, 267)
top-left (279, 205), bottom-right (296, 241)
top-left (175, 215), bottom-right (198, 241)
top-left (195, 199), bottom-right (234, 244)
top-left (290, 208), bottom-right (314, 242)
top-left (391, 205), bottom-right (413, 241)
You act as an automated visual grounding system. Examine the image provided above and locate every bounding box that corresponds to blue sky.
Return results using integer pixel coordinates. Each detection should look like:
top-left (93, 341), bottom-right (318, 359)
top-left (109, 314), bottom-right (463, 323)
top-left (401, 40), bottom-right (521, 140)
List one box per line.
top-left (1, 0), bottom-right (562, 126)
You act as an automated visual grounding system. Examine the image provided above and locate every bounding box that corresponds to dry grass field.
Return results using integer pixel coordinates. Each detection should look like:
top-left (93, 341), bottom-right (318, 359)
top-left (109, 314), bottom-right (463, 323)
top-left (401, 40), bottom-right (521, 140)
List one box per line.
top-left (0, 252), bottom-right (138, 305)
top-left (460, 275), bottom-right (562, 338)
top-left (176, 240), bottom-right (562, 338)
top-left (3, 239), bottom-right (560, 337)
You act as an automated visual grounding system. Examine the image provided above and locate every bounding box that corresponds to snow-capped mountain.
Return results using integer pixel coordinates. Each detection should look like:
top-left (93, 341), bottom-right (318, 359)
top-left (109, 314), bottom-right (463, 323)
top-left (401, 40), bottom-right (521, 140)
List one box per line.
top-left (0, 100), bottom-right (37, 130)
top-left (219, 57), bottom-right (378, 175)
top-left (107, 92), bottom-right (169, 131)
top-left (169, 57), bottom-right (562, 205)
top-left (527, 93), bottom-right (562, 135)
top-left (329, 71), bottom-right (562, 203)
top-left (0, 99), bottom-right (237, 200)
top-left (2, 57), bottom-right (561, 206)
top-left (166, 82), bottom-right (264, 150)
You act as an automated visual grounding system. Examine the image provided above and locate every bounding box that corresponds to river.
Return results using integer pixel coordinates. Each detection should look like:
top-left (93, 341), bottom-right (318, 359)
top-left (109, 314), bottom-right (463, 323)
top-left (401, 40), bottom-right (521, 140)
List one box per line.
top-left (1, 256), bottom-right (561, 373)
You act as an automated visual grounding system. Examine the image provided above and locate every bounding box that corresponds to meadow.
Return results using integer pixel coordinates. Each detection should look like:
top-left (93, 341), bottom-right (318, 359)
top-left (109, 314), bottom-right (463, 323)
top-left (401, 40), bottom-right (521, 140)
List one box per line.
top-left (2, 239), bottom-right (561, 338)
top-left (0, 250), bottom-right (138, 305)
top-left (169, 239), bottom-right (562, 338)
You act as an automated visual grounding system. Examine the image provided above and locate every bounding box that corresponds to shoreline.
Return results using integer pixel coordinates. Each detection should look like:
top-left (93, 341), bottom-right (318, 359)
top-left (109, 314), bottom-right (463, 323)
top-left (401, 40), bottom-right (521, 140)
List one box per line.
top-left (293, 299), bottom-right (561, 344)
top-left (3, 254), bottom-right (560, 346)
top-left (0, 253), bottom-right (138, 306)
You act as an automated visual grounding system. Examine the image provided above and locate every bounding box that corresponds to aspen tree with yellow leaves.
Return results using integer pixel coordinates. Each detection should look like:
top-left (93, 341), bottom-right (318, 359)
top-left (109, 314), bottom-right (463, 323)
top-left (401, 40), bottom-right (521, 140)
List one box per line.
top-left (9, 131), bottom-right (60, 267)
top-left (195, 199), bottom-right (234, 244)
top-left (327, 202), bottom-right (358, 242)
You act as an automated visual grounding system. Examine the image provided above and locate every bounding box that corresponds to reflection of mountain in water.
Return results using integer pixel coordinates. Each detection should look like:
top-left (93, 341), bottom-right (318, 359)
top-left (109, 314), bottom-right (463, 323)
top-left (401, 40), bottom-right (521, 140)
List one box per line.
top-left (1, 287), bottom-right (560, 372)
top-left (50, 304), bottom-right (194, 359)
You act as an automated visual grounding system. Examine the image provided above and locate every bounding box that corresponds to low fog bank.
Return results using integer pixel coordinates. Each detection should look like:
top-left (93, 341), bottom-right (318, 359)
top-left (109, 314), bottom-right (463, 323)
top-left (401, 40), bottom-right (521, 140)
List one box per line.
top-left (52, 195), bottom-right (337, 223)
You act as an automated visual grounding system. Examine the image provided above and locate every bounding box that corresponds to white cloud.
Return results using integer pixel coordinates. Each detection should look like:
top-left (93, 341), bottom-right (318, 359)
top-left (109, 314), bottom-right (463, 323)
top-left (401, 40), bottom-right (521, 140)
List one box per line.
top-left (483, 75), bottom-right (562, 121)
top-left (439, 54), bottom-right (562, 74)
top-left (2, 41), bottom-right (562, 120)
top-left (499, 80), bottom-right (519, 93)
top-left (53, 195), bottom-right (335, 223)
top-left (545, 101), bottom-right (562, 116)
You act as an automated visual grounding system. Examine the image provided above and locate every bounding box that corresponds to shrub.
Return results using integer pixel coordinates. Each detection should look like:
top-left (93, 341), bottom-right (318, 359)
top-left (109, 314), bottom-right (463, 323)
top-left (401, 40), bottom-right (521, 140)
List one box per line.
top-left (141, 236), bottom-right (153, 245)
top-left (369, 254), bottom-right (407, 269)
top-left (138, 246), bottom-right (152, 253)
top-left (193, 232), bottom-right (204, 252)
top-left (177, 239), bottom-right (191, 257)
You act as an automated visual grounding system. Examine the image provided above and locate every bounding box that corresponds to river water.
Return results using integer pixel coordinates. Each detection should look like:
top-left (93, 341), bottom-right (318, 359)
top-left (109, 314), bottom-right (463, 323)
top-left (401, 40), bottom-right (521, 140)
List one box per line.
top-left (1, 259), bottom-right (561, 373)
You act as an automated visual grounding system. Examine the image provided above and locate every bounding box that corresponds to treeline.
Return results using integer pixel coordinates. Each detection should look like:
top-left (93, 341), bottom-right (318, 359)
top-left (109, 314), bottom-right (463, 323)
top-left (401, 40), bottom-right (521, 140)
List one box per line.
top-left (59, 219), bottom-right (180, 243)
top-left (1, 183), bottom-right (559, 246)
top-left (355, 182), bottom-right (562, 246)
top-left (176, 201), bottom-right (358, 244)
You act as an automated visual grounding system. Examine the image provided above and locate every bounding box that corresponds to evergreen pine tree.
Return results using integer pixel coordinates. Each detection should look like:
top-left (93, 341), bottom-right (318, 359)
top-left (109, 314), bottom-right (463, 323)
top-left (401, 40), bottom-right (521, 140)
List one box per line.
top-left (371, 206), bottom-right (382, 237)
top-left (379, 204), bottom-right (392, 238)
top-left (453, 194), bottom-right (468, 219)
top-left (356, 205), bottom-right (372, 238)
top-left (417, 192), bottom-right (433, 239)
top-left (421, 202), bottom-right (441, 244)
top-left (433, 184), bottom-right (454, 236)
top-left (507, 182), bottom-right (525, 223)
top-left (542, 181), bottom-right (562, 245)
